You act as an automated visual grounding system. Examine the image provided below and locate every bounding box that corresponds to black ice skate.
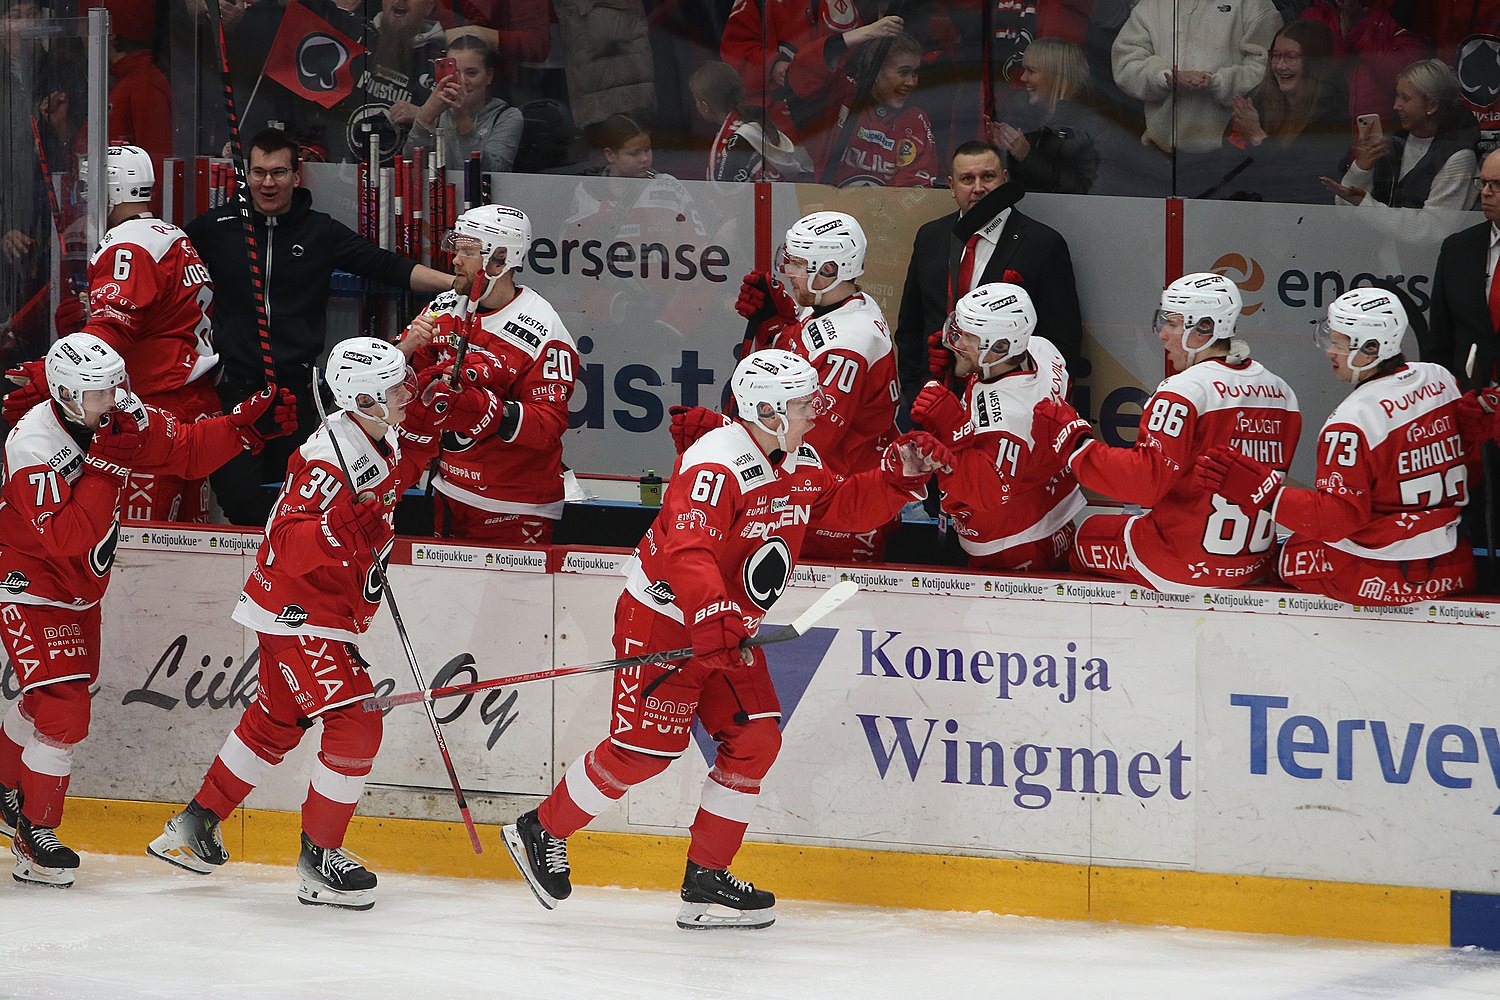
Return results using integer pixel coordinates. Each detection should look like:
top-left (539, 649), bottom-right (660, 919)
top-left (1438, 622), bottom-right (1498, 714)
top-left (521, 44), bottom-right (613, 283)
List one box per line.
top-left (11, 816), bottom-right (80, 888)
top-left (502, 809), bottom-right (571, 909)
top-left (0, 785), bottom-right (19, 839)
top-left (676, 861), bottom-right (776, 929)
top-left (296, 832), bottom-right (377, 910)
top-left (147, 800), bottom-right (229, 874)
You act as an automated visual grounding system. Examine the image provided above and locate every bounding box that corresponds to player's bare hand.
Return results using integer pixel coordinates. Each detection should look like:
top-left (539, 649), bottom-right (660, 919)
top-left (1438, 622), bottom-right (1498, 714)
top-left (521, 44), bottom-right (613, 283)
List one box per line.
top-left (845, 15), bottom-right (904, 48)
top-left (399, 311), bottom-right (439, 357)
top-left (1319, 176), bottom-right (1366, 205)
top-left (2, 230), bottom-right (35, 261)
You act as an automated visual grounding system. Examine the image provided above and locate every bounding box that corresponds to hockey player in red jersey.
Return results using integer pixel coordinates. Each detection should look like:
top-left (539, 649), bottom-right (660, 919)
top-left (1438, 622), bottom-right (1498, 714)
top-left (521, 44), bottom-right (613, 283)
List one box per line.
top-left (1034, 272), bottom-right (1302, 590)
top-left (0, 333), bottom-right (294, 887)
top-left (1198, 288), bottom-right (1476, 606)
top-left (502, 349), bottom-right (953, 929)
top-left (398, 205), bottom-right (578, 545)
top-left (147, 338), bottom-right (470, 909)
top-left (5, 146), bottom-right (228, 523)
top-left (910, 283), bottom-right (1083, 570)
top-left (732, 211), bottom-right (901, 562)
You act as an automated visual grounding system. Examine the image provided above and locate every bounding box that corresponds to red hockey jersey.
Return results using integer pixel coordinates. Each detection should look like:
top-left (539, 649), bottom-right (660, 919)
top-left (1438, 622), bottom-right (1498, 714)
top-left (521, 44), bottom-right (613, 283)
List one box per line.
top-left (85, 218), bottom-right (218, 399)
top-left (770, 292), bottom-right (899, 478)
top-left (407, 285), bottom-right (578, 516)
top-left (622, 421), bottom-right (911, 631)
top-left (1274, 363), bottom-right (1468, 560)
top-left (1075, 356), bottom-right (1301, 589)
top-left (0, 398), bottom-right (243, 609)
top-left (233, 412), bottom-right (435, 642)
top-left (940, 337), bottom-right (1084, 556)
top-left (831, 104), bottom-right (940, 189)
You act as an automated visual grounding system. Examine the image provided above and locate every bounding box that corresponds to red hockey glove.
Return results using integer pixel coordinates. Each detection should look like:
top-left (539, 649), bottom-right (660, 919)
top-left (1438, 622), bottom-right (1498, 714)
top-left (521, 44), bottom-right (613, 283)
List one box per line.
top-left (1031, 398), bottom-right (1094, 466)
top-left (83, 411), bottom-right (147, 484)
top-left (2, 360), bottom-right (48, 426)
top-left (1196, 444), bottom-right (1284, 512)
top-left (736, 271), bottom-right (797, 348)
top-left (401, 366), bottom-right (448, 445)
top-left (53, 294), bottom-right (86, 336)
top-left (1456, 389), bottom-right (1500, 448)
top-left (881, 430), bottom-right (956, 496)
top-left (226, 386), bottom-right (298, 454)
top-left (690, 606), bottom-right (752, 672)
top-left (318, 495), bottom-right (386, 559)
top-left (669, 405), bottom-right (730, 454)
top-left (431, 380), bottom-right (501, 438)
top-left (910, 381), bottom-right (970, 448)
top-left (927, 329), bottom-right (951, 378)
top-left (457, 352), bottom-right (517, 395)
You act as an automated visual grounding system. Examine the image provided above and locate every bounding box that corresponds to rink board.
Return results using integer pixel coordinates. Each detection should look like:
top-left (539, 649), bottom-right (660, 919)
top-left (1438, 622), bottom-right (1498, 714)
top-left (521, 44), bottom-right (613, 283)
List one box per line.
top-left (24, 525), bottom-right (1500, 948)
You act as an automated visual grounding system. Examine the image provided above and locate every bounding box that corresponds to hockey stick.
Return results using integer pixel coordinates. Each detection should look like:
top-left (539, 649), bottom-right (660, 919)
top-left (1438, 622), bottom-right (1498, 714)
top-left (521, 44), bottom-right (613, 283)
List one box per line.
top-left (205, 0), bottom-right (276, 386)
top-left (1467, 343), bottom-right (1497, 586)
top-left (364, 579), bottom-right (861, 712)
top-left (422, 270), bottom-right (482, 505)
top-left (310, 369), bottom-right (484, 853)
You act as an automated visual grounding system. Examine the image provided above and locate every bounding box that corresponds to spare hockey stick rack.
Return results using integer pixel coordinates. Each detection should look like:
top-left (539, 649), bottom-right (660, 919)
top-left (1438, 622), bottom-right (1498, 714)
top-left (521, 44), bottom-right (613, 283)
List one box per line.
top-left (363, 580), bottom-right (860, 712)
top-left (311, 369), bottom-right (484, 853)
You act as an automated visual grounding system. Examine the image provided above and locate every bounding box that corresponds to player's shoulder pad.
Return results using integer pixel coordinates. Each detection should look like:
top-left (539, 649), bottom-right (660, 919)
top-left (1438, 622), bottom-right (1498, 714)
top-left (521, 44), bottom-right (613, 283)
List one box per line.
top-left (302, 414), bottom-right (391, 491)
top-left (1333, 362), bottom-right (1455, 432)
top-left (7, 405), bottom-right (84, 480)
top-left (802, 294), bottom-right (891, 360)
top-left (681, 422), bottom-right (770, 494)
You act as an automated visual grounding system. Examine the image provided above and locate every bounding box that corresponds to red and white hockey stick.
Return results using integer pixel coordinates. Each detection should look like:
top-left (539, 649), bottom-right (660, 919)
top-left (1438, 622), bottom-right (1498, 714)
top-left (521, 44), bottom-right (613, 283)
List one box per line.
top-left (363, 580), bottom-right (860, 712)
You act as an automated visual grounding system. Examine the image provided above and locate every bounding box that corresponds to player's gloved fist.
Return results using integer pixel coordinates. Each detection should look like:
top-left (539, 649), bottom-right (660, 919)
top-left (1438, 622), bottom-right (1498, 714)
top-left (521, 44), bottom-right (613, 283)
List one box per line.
top-left (83, 411), bottom-right (147, 483)
top-left (881, 430), bottom-right (956, 496)
top-left (927, 329), bottom-right (951, 378)
top-left (431, 380), bottom-right (500, 438)
top-left (2, 359), bottom-right (48, 426)
top-left (457, 353), bottom-right (516, 395)
top-left (319, 495), bottom-right (386, 559)
top-left (400, 365), bottom-right (448, 444)
top-left (910, 381), bottom-right (970, 449)
top-left (226, 385), bottom-right (297, 454)
top-left (735, 270), bottom-right (797, 327)
top-left (53, 294), bottom-right (86, 336)
top-left (1195, 444), bottom-right (1283, 512)
top-left (1456, 389), bottom-right (1500, 447)
top-left (669, 405), bottom-right (730, 454)
top-left (1031, 398), bottom-right (1093, 465)
top-left (690, 606), bottom-right (752, 672)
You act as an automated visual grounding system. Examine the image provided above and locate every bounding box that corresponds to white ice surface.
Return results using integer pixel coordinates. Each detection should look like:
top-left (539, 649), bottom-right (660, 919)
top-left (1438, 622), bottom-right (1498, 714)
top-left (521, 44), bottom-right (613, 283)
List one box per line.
top-left (3, 854), bottom-right (1499, 1000)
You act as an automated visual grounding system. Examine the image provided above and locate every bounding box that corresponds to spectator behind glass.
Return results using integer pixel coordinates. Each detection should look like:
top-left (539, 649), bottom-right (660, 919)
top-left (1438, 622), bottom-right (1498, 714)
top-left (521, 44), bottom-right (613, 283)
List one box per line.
top-left (991, 38), bottom-right (1108, 195)
top-left (587, 113), bottom-right (665, 179)
top-left (1326, 58), bottom-right (1479, 212)
top-left (827, 32), bottom-right (939, 188)
top-left (1111, 0), bottom-right (1281, 195)
top-left (1216, 20), bottom-right (1350, 203)
top-left (1300, 0), bottom-right (1424, 129)
top-left (101, 0), bottom-right (171, 178)
top-left (690, 60), bottom-right (811, 183)
top-left (404, 34), bottom-right (523, 172)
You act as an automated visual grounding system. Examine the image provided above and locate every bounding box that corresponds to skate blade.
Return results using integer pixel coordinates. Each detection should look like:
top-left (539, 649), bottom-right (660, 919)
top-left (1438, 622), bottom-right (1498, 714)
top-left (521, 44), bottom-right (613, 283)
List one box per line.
top-left (12, 857), bottom-right (75, 888)
top-left (297, 880), bottom-right (375, 911)
top-left (146, 834), bottom-right (220, 875)
top-left (500, 824), bottom-right (560, 911)
top-left (676, 900), bottom-right (776, 930)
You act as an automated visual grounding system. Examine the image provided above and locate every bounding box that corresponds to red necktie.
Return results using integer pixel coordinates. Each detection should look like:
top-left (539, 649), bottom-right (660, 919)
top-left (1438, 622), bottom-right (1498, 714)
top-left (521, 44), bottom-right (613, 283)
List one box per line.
top-left (1489, 259), bottom-right (1500, 332)
top-left (954, 232), bottom-right (982, 307)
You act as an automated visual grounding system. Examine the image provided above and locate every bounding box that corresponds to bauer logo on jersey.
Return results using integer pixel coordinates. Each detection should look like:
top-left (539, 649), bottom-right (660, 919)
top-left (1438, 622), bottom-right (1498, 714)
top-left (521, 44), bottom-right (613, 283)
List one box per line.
top-left (644, 579), bottom-right (676, 606)
top-left (0, 570), bottom-right (29, 594)
top-left (743, 537), bottom-right (792, 610)
top-left (276, 604), bottom-right (310, 627)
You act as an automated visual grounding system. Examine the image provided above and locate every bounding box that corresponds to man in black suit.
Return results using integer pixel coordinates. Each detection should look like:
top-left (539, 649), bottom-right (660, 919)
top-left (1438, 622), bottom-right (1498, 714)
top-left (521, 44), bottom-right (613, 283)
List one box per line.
top-left (894, 140), bottom-right (1084, 422)
top-left (1426, 148), bottom-right (1500, 585)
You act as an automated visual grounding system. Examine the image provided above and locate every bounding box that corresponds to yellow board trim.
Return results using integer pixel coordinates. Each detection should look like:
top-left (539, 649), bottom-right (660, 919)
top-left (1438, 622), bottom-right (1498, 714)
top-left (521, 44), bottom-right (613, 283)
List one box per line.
top-left (63, 797), bottom-right (1445, 945)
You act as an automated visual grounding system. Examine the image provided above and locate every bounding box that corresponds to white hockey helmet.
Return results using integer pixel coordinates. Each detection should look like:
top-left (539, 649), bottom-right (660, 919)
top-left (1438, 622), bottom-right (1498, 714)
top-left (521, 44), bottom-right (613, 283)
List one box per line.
top-left (944, 282), bottom-right (1036, 378)
top-left (443, 204), bottom-right (531, 272)
top-left (325, 337), bottom-right (413, 420)
top-left (1316, 286), bottom-right (1408, 376)
top-left (81, 145), bottom-right (156, 208)
top-left (46, 332), bottom-right (127, 424)
top-left (780, 211), bottom-right (866, 288)
top-left (731, 349), bottom-right (828, 453)
top-left (1154, 271), bottom-right (1243, 356)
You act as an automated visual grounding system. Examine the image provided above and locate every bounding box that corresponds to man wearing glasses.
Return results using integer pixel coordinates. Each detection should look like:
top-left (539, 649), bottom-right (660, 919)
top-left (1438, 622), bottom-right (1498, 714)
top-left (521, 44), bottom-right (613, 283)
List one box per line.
top-left (1425, 150), bottom-right (1500, 587)
top-left (185, 127), bottom-right (455, 525)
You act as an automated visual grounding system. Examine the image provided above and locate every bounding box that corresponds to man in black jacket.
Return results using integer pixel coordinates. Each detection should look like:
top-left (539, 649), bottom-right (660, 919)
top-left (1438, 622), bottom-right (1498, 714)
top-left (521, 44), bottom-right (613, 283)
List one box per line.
top-left (893, 140), bottom-right (1084, 423)
top-left (187, 127), bottom-right (454, 524)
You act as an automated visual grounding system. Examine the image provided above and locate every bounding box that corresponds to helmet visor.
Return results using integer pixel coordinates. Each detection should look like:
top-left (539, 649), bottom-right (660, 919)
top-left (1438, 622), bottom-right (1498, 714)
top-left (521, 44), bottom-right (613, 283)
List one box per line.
top-left (441, 232), bottom-right (486, 258)
top-left (785, 388), bottom-right (830, 421)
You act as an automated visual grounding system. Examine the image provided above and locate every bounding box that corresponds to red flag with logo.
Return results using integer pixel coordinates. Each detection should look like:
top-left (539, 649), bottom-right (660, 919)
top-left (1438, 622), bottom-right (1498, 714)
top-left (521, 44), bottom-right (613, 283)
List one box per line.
top-left (264, 0), bottom-right (366, 110)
